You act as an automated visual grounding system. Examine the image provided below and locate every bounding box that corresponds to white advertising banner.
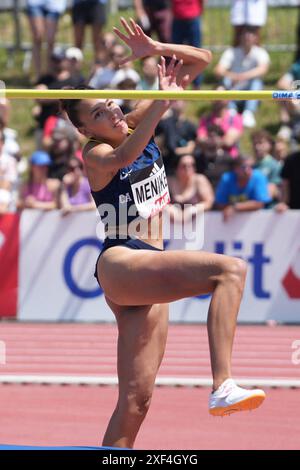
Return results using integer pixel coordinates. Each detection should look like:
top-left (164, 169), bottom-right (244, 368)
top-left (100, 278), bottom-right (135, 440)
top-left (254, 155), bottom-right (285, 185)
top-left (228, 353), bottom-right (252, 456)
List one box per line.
top-left (19, 210), bottom-right (300, 323)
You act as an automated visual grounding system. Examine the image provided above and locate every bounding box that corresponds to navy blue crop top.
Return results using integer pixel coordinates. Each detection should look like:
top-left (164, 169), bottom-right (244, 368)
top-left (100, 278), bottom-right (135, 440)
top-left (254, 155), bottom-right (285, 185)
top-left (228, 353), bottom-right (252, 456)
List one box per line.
top-left (90, 135), bottom-right (170, 235)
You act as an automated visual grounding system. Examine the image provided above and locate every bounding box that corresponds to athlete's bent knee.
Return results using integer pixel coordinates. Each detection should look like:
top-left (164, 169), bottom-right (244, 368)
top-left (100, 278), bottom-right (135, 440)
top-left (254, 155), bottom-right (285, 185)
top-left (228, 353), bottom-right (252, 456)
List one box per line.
top-left (221, 257), bottom-right (247, 289)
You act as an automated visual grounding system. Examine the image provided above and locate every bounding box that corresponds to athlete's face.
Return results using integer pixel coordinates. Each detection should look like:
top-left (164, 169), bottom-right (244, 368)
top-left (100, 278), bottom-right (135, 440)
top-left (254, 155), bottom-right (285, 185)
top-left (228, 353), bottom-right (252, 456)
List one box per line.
top-left (78, 99), bottom-right (128, 144)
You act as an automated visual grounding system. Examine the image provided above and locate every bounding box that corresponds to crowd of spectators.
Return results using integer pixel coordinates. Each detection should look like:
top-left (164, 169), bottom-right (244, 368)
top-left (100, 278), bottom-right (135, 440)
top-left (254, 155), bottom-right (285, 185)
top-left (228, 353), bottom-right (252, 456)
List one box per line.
top-left (0, 0), bottom-right (299, 220)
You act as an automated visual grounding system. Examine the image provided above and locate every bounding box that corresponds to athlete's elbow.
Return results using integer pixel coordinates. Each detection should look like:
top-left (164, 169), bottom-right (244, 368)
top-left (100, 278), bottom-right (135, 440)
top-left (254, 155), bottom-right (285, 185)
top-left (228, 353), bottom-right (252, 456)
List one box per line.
top-left (196, 50), bottom-right (212, 74)
top-left (203, 50), bottom-right (213, 65)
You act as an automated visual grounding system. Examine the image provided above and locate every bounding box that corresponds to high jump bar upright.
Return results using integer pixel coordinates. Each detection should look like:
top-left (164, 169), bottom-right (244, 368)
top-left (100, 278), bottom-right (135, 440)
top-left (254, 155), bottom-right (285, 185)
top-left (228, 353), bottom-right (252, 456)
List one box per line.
top-left (1, 89), bottom-right (300, 100)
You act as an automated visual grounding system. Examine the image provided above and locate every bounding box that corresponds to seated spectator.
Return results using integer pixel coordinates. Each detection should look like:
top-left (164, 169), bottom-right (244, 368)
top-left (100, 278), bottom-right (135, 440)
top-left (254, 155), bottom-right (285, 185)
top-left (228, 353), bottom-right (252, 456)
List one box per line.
top-left (65, 47), bottom-right (85, 84)
top-left (156, 100), bottom-right (197, 175)
top-left (18, 151), bottom-right (59, 211)
top-left (0, 128), bottom-right (18, 214)
top-left (0, 99), bottom-right (21, 161)
top-left (88, 44), bottom-right (127, 90)
top-left (72, 0), bottom-right (107, 63)
top-left (25, 0), bottom-right (67, 80)
top-left (110, 67), bottom-right (141, 90)
top-left (42, 114), bottom-right (84, 156)
top-left (33, 47), bottom-right (85, 148)
top-left (251, 130), bottom-right (282, 201)
top-left (214, 25), bottom-right (270, 128)
top-left (195, 124), bottom-right (232, 190)
top-left (60, 157), bottom-right (95, 216)
top-left (137, 56), bottom-right (159, 90)
top-left (274, 136), bottom-right (290, 164)
top-left (197, 93), bottom-right (243, 158)
top-left (134, 0), bottom-right (172, 43)
top-left (167, 154), bottom-right (214, 222)
top-left (276, 150), bottom-right (300, 211)
top-left (230, 0), bottom-right (268, 46)
top-left (48, 127), bottom-right (79, 181)
top-left (277, 58), bottom-right (300, 141)
top-left (110, 68), bottom-right (141, 115)
top-left (215, 154), bottom-right (271, 222)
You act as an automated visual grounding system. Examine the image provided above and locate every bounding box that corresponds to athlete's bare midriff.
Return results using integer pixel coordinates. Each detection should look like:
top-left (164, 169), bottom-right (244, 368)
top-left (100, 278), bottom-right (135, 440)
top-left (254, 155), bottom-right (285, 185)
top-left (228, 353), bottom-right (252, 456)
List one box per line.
top-left (137, 211), bottom-right (164, 250)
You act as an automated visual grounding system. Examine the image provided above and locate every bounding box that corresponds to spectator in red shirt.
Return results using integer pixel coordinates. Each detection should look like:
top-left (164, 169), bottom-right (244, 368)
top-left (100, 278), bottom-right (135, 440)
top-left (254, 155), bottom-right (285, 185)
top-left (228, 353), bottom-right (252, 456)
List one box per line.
top-left (171, 0), bottom-right (205, 88)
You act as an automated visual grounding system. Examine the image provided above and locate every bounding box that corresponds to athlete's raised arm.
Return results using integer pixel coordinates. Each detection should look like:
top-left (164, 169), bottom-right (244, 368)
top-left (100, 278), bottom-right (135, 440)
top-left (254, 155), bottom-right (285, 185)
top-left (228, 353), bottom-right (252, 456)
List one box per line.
top-left (85, 56), bottom-right (189, 172)
top-left (114, 17), bottom-right (212, 128)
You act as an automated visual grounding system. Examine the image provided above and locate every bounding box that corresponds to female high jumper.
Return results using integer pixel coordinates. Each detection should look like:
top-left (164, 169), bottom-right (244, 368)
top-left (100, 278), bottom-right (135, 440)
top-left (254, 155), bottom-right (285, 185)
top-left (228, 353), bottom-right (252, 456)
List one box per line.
top-left (60, 18), bottom-right (266, 449)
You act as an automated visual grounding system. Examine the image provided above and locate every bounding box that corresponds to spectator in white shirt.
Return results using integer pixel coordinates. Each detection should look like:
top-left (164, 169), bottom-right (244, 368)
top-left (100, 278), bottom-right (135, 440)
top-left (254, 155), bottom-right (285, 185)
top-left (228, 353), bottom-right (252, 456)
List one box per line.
top-left (88, 44), bottom-right (127, 90)
top-left (0, 100), bottom-right (20, 161)
top-left (0, 128), bottom-right (18, 214)
top-left (214, 25), bottom-right (270, 128)
top-left (231, 0), bottom-right (268, 46)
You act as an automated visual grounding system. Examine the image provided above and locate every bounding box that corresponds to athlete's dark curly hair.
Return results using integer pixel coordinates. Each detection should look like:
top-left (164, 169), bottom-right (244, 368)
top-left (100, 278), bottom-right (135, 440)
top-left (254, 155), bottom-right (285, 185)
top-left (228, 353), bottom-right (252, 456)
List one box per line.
top-left (59, 85), bottom-right (95, 128)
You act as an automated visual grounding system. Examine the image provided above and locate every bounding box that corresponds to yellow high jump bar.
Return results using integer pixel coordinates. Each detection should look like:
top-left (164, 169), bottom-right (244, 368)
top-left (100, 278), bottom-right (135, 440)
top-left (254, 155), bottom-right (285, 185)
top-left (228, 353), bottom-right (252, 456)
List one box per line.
top-left (1, 89), bottom-right (300, 100)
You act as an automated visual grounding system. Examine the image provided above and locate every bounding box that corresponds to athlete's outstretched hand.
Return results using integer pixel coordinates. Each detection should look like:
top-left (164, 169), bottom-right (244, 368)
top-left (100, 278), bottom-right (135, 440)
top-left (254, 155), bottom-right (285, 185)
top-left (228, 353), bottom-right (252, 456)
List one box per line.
top-left (157, 56), bottom-right (190, 92)
top-left (113, 17), bottom-right (156, 66)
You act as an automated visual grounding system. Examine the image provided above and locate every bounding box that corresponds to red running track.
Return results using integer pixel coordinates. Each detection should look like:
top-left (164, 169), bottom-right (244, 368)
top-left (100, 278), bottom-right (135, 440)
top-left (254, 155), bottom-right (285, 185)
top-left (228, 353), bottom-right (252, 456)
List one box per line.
top-left (0, 385), bottom-right (299, 449)
top-left (0, 323), bottom-right (299, 449)
top-left (0, 323), bottom-right (299, 380)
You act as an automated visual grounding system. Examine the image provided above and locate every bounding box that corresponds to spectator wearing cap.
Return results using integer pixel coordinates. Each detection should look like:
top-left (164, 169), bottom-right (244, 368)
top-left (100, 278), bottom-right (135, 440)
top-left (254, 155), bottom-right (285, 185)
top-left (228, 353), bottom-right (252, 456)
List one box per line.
top-left (0, 128), bottom-right (18, 214)
top-left (230, 0), bottom-right (268, 46)
top-left (25, 0), bottom-right (67, 80)
top-left (215, 154), bottom-right (271, 222)
top-left (72, 0), bottom-right (108, 63)
top-left (214, 25), bottom-right (270, 128)
top-left (33, 46), bottom-right (85, 148)
top-left (65, 47), bottom-right (85, 84)
top-left (60, 157), bottom-right (95, 216)
top-left (18, 150), bottom-right (59, 211)
top-left (110, 67), bottom-right (141, 114)
top-left (251, 130), bottom-right (282, 202)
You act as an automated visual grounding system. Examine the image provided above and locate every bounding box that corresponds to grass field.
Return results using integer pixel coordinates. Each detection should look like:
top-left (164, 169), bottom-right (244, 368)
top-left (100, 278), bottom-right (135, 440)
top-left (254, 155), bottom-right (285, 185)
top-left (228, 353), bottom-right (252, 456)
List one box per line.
top-left (0, 6), bottom-right (298, 156)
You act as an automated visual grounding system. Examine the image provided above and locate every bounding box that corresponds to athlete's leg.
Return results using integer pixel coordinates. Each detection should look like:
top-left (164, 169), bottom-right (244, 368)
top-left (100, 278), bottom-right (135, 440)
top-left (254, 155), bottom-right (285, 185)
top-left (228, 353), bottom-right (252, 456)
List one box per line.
top-left (102, 301), bottom-right (169, 448)
top-left (99, 248), bottom-right (247, 391)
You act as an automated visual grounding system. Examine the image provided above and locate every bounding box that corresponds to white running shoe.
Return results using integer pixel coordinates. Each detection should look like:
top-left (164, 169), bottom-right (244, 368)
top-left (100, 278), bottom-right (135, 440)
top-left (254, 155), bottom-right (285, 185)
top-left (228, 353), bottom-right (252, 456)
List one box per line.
top-left (242, 110), bottom-right (256, 128)
top-left (209, 378), bottom-right (266, 417)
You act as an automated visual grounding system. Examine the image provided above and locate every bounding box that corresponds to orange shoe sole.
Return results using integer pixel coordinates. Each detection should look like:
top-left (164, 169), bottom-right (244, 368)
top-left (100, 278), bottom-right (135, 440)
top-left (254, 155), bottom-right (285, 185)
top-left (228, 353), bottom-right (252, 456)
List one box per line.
top-left (209, 392), bottom-right (266, 417)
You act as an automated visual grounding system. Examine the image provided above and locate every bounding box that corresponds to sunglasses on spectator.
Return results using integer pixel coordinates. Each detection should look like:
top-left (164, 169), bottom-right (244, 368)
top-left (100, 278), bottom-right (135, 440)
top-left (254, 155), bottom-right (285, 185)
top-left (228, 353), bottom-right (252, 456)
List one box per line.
top-left (68, 165), bottom-right (81, 172)
top-left (179, 163), bottom-right (196, 169)
top-left (239, 163), bottom-right (253, 170)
